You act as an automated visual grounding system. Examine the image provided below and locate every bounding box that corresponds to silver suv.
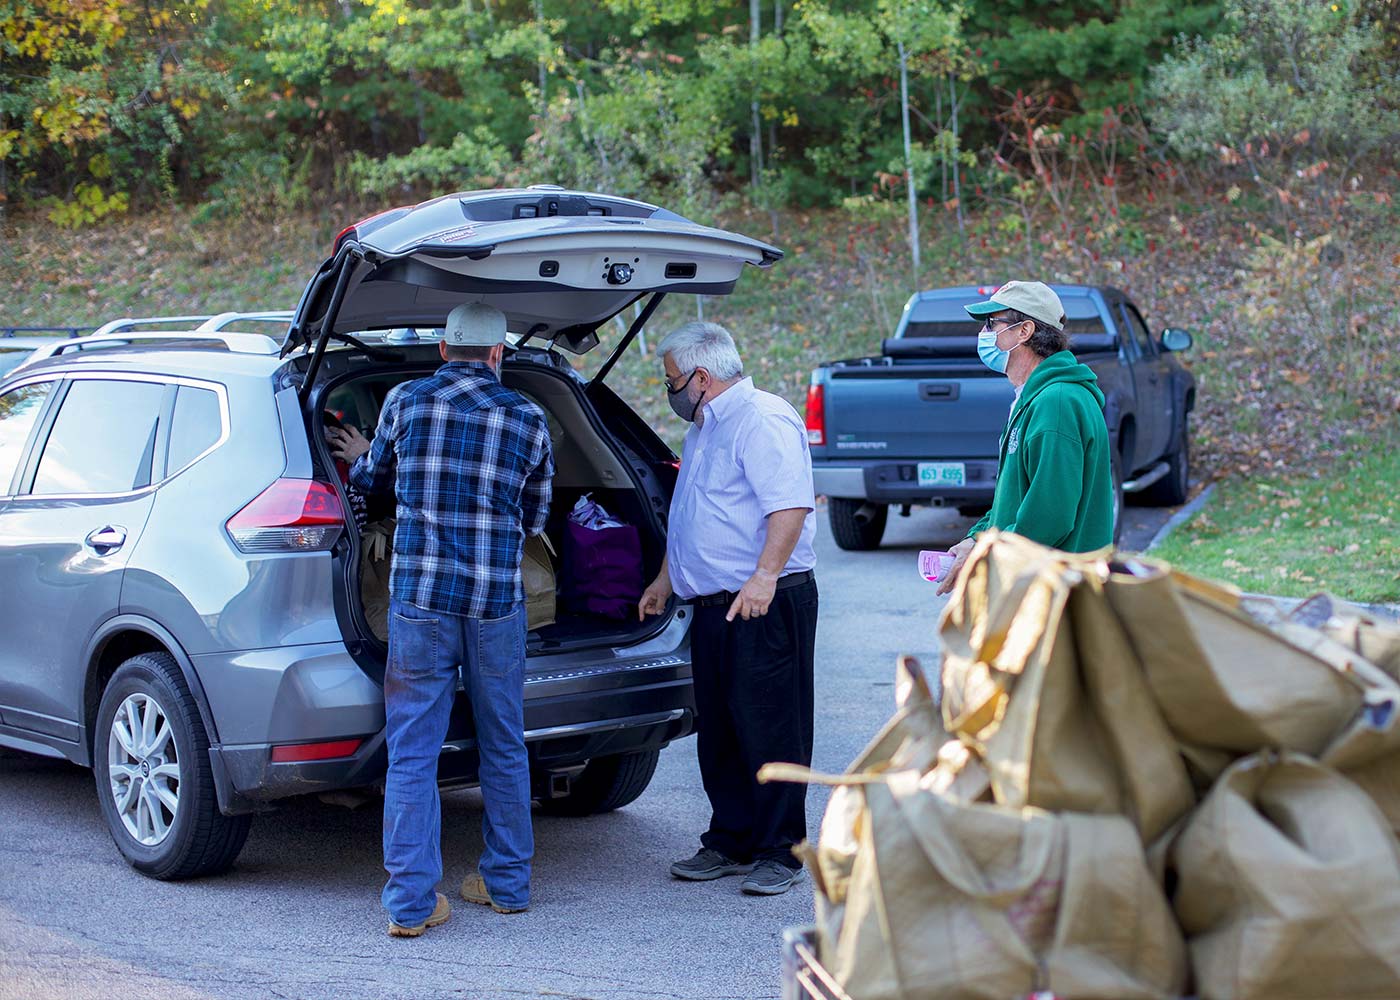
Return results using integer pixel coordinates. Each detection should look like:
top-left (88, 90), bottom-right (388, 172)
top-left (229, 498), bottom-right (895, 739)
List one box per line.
top-left (0, 187), bottom-right (781, 879)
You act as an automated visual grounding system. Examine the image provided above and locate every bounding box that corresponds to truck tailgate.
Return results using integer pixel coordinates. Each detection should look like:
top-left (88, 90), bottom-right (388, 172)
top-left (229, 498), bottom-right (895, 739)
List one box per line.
top-left (825, 365), bottom-right (1013, 459)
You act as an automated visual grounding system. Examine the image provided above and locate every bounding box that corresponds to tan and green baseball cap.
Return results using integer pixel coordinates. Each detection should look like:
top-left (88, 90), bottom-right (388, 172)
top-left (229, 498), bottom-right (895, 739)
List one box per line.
top-left (964, 280), bottom-right (1066, 331)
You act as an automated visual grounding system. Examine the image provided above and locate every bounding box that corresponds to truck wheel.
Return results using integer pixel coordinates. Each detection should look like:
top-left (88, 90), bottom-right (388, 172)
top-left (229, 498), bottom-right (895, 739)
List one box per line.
top-left (93, 652), bottom-right (251, 880)
top-left (1110, 448), bottom-right (1125, 546)
top-left (1138, 417), bottom-right (1190, 507)
top-left (536, 749), bottom-right (660, 817)
top-left (828, 498), bottom-right (887, 551)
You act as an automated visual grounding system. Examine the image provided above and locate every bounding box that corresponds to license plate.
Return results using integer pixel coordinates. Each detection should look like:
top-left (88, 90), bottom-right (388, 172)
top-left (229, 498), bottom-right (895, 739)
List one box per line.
top-left (917, 462), bottom-right (966, 487)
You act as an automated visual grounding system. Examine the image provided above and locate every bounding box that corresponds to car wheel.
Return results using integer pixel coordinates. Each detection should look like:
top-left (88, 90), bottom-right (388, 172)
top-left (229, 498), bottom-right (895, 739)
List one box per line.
top-left (93, 652), bottom-right (251, 880)
top-left (535, 749), bottom-right (660, 817)
top-left (828, 497), bottom-right (887, 551)
top-left (1138, 416), bottom-right (1191, 507)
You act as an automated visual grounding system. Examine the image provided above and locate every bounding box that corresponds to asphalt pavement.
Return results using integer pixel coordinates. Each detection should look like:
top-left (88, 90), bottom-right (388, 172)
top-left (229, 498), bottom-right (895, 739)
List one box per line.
top-left (0, 503), bottom-right (1175, 1000)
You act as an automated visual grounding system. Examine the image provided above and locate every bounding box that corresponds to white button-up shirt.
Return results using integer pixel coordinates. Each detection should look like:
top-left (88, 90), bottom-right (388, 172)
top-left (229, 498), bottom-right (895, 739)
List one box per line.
top-left (667, 377), bottom-right (817, 600)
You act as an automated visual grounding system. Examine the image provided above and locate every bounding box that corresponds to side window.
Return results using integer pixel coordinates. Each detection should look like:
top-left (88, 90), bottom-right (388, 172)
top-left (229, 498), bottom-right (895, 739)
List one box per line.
top-left (31, 379), bottom-right (164, 496)
top-left (166, 385), bottom-right (223, 475)
top-left (1120, 304), bottom-right (1156, 359)
top-left (0, 382), bottom-right (55, 494)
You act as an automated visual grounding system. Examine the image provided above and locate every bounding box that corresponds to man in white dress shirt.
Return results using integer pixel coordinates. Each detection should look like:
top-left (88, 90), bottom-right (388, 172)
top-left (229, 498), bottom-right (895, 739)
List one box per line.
top-left (638, 321), bottom-right (819, 896)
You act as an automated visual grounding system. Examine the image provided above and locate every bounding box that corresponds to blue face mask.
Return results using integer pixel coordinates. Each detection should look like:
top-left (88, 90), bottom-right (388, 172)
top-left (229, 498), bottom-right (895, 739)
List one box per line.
top-left (978, 329), bottom-right (1012, 374)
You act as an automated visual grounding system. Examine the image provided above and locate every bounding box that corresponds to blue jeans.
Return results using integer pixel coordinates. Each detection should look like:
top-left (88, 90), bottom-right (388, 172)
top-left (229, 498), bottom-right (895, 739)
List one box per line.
top-left (381, 598), bottom-right (533, 925)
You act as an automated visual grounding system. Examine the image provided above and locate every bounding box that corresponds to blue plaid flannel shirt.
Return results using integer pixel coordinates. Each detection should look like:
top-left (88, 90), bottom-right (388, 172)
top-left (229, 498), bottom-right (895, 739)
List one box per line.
top-left (349, 362), bottom-right (553, 619)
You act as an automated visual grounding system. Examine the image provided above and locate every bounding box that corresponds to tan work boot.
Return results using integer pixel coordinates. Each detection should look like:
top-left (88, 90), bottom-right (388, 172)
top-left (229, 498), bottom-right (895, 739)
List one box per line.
top-left (459, 873), bottom-right (528, 914)
top-left (387, 891), bottom-right (451, 937)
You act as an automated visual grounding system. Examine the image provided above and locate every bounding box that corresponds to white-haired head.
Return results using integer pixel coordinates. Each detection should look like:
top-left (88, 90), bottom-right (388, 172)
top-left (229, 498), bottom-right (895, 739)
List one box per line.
top-left (657, 322), bottom-right (744, 382)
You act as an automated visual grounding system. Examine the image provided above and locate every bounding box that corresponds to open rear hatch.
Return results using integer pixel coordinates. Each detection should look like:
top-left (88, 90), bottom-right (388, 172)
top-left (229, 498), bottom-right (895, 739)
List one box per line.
top-left (284, 185), bottom-right (781, 379)
top-left (292, 187), bottom-right (782, 660)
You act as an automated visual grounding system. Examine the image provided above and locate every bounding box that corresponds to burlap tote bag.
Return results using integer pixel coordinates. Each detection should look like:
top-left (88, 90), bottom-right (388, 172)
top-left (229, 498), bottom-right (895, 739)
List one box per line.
top-left (939, 531), bottom-right (1193, 842)
top-left (1173, 752), bottom-right (1400, 1000)
top-left (782, 657), bottom-right (987, 958)
top-left (522, 534), bottom-right (557, 629)
top-left (1288, 592), bottom-right (1400, 682)
top-left (1320, 674), bottom-right (1400, 836)
top-left (764, 768), bottom-right (1186, 1000)
top-left (1104, 560), bottom-right (1370, 757)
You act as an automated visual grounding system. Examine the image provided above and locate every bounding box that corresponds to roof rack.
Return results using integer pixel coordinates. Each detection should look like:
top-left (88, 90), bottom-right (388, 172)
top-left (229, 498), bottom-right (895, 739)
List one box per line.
top-left (17, 330), bottom-right (281, 369)
top-left (89, 315), bottom-right (215, 338)
top-left (194, 311), bottom-right (294, 333)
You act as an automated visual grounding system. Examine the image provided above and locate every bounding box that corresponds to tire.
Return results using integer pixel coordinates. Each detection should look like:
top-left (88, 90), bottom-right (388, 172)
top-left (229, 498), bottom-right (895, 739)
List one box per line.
top-left (1110, 446), bottom-right (1125, 547)
top-left (1138, 416), bottom-right (1191, 507)
top-left (536, 749), bottom-right (660, 817)
top-left (828, 497), bottom-right (887, 551)
top-left (93, 652), bottom-right (251, 880)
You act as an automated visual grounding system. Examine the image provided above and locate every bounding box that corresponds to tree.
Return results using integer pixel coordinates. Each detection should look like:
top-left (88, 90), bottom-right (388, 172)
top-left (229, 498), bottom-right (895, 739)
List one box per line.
top-left (1, 0), bottom-right (233, 223)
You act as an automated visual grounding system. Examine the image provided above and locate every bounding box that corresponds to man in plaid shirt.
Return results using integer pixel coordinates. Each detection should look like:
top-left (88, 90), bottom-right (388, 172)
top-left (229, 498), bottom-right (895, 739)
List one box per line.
top-left (329, 302), bottom-right (553, 937)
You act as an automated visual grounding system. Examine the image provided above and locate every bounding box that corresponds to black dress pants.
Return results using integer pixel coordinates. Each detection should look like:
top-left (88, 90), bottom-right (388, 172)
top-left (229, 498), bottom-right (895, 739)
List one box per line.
top-left (690, 576), bottom-right (818, 869)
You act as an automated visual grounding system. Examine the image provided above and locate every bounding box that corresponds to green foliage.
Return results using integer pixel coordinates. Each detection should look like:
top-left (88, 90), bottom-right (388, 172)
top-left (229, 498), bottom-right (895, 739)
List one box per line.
top-left (963, 0), bottom-right (1223, 134)
top-left (6, 0), bottom-right (1399, 226)
top-left (1149, 0), bottom-right (1400, 165)
top-left (1, 0), bottom-right (238, 224)
top-left (350, 128), bottom-right (510, 197)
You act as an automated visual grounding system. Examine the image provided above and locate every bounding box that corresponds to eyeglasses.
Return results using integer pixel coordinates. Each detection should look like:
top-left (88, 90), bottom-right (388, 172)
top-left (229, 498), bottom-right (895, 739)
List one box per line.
top-left (981, 316), bottom-right (1023, 333)
top-left (664, 369), bottom-right (697, 394)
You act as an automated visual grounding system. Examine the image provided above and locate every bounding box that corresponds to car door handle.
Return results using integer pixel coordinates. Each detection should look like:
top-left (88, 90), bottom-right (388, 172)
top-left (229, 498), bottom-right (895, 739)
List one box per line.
top-left (85, 526), bottom-right (127, 554)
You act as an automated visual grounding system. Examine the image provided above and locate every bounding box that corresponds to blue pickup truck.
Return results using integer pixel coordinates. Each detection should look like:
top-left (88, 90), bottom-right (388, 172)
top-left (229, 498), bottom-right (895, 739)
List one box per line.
top-left (805, 284), bottom-right (1196, 549)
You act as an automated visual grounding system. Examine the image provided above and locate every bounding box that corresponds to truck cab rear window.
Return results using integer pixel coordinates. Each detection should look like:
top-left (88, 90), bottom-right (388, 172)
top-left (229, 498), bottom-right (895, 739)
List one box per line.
top-left (904, 299), bottom-right (1106, 339)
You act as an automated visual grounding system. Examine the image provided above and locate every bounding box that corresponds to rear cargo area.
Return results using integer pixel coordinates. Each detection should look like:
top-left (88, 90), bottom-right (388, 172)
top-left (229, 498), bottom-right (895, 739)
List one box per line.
top-left (320, 362), bottom-right (668, 659)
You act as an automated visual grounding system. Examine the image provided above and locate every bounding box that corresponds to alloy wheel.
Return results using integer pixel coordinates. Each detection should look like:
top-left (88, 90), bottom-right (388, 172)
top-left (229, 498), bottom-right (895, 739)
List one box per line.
top-left (107, 693), bottom-right (181, 846)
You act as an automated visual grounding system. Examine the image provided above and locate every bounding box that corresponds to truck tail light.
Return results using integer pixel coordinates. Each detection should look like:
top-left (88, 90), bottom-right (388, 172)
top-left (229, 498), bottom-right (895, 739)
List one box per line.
top-left (226, 479), bottom-right (344, 553)
top-left (805, 383), bottom-right (826, 447)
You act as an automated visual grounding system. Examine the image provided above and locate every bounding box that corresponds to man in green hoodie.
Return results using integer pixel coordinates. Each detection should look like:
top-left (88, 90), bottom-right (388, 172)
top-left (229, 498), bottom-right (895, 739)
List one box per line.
top-left (936, 281), bottom-right (1115, 595)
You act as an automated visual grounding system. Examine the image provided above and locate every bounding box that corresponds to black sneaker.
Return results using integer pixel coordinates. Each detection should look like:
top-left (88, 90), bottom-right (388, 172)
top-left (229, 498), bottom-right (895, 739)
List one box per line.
top-left (670, 848), bottom-right (754, 881)
top-left (740, 859), bottom-right (802, 896)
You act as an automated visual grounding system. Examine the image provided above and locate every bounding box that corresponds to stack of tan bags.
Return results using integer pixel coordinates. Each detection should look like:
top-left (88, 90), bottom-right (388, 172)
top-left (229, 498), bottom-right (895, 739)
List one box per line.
top-left (762, 531), bottom-right (1400, 1000)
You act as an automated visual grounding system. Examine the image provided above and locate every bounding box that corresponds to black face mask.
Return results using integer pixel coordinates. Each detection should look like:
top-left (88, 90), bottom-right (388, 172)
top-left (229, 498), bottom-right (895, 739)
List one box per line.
top-left (665, 369), bottom-right (704, 423)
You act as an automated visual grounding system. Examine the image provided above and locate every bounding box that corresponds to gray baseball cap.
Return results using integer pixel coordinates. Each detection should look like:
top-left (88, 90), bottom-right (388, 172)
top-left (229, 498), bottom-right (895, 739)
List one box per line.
top-left (443, 302), bottom-right (507, 346)
top-left (964, 280), bottom-right (1066, 331)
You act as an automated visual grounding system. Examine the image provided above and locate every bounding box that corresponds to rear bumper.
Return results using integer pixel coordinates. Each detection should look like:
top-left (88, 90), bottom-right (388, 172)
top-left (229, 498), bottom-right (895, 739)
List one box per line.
top-left (203, 616), bottom-right (695, 815)
top-left (813, 459), bottom-right (998, 506)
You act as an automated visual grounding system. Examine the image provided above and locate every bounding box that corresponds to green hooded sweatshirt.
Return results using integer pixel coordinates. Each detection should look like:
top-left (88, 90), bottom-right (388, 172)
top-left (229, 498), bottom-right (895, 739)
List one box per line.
top-left (967, 350), bottom-right (1114, 552)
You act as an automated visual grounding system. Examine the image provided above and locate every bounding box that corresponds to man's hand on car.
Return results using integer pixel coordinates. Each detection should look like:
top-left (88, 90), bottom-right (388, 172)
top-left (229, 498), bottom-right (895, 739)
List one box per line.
top-left (935, 537), bottom-right (978, 596)
top-left (326, 423), bottom-right (371, 463)
top-left (638, 571), bottom-right (674, 620)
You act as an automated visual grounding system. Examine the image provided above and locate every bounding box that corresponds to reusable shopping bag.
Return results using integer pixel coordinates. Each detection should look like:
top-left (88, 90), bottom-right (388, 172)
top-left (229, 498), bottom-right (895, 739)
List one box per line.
top-left (559, 494), bottom-right (643, 620)
top-left (1104, 561), bottom-right (1370, 758)
top-left (1289, 592), bottom-right (1400, 682)
top-left (522, 534), bottom-right (557, 629)
top-left (764, 766), bottom-right (1186, 1000)
top-left (785, 656), bottom-right (964, 952)
top-left (938, 531), bottom-right (1194, 842)
top-left (1172, 752), bottom-right (1400, 1000)
top-left (360, 519), bottom-right (395, 641)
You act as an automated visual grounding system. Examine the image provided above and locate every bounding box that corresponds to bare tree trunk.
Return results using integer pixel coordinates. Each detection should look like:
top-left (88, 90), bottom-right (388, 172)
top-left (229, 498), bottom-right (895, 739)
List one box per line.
top-left (750, 0), bottom-right (763, 190)
top-left (899, 41), bottom-right (920, 285)
top-left (535, 0), bottom-right (547, 118)
top-left (935, 85), bottom-right (946, 205)
top-left (949, 72), bottom-right (964, 238)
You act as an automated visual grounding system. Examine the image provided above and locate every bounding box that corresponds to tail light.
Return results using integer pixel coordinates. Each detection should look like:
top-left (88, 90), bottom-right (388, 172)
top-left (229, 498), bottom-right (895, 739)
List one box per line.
top-left (805, 383), bottom-right (826, 446)
top-left (270, 738), bottom-right (363, 763)
top-left (226, 479), bottom-right (344, 553)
